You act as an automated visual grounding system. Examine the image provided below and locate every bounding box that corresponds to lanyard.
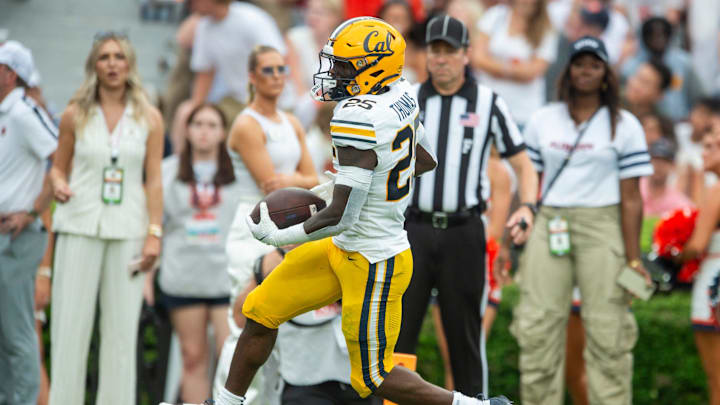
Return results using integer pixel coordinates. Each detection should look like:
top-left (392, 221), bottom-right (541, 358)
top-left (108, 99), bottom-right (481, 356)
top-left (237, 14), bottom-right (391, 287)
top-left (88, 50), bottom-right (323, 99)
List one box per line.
top-left (538, 108), bottom-right (600, 206)
top-left (108, 116), bottom-right (124, 165)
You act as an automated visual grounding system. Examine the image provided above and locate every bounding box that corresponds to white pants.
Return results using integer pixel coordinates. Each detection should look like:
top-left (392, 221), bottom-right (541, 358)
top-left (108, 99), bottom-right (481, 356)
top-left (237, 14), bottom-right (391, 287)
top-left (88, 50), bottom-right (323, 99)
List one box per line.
top-left (49, 233), bottom-right (145, 405)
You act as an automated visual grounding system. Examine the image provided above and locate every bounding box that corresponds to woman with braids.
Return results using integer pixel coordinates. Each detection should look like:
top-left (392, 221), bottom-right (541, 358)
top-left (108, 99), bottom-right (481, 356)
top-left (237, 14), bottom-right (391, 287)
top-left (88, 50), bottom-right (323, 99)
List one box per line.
top-left (512, 36), bottom-right (653, 405)
top-left (48, 32), bottom-right (164, 405)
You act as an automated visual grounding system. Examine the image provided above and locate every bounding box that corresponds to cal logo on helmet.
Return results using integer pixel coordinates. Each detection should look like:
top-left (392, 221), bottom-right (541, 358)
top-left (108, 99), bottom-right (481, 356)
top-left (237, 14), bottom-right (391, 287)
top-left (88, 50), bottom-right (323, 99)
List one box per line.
top-left (363, 30), bottom-right (394, 54)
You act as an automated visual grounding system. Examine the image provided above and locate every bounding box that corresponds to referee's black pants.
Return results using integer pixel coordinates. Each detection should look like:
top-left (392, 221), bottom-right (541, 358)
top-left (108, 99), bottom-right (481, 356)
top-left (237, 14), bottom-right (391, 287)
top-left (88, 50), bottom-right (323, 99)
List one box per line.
top-left (396, 215), bottom-right (487, 396)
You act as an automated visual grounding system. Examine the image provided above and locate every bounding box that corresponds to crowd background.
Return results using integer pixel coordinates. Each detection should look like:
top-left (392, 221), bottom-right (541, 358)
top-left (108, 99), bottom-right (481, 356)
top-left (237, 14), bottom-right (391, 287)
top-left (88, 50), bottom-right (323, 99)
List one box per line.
top-left (2, 0), bottom-right (720, 404)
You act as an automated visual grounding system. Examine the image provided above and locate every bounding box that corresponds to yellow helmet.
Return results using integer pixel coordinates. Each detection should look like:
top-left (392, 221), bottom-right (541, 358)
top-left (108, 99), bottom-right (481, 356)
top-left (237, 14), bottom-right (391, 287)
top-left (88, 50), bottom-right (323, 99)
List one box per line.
top-left (312, 17), bottom-right (406, 101)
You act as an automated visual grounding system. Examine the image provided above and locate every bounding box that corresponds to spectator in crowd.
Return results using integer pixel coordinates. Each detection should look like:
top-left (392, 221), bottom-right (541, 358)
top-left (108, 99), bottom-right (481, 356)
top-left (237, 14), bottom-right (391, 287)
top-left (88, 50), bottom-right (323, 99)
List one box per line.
top-left (483, 154), bottom-right (513, 336)
top-left (48, 32), bottom-right (164, 405)
top-left (21, 65), bottom-right (56, 405)
top-left (446, 0), bottom-right (485, 79)
top-left (400, 15), bottom-right (537, 398)
top-left (623, 59), bottom-right (672, 119)
top-left (640, 138), bottom-right (693, 217)
top-left (378, 0), bottom-right (416, 39)
top-left (161, 7), bottom-right (202, 133)
top-left (614, 0), bottom-right (685, 29)
top-left (679, 126), bottom-right (720, 405)
top-left (640, 110), bottom-right (675, 146)
top-left (515, 36), bottom-right (652, 404)
top-left (621, 16), bottom-right (705, 122)
top-left (286, 0), bottom-right (343, 95)
top-left (688, 0), bottom-right (720, 94)
top-left (170, 0), bottom-right (286, 153)
top-left (214, 45), bottom-right (317, 404)
top-left (285, 0), bottom-right (344, 129)
top-left (548, 0), bottom-right (632, 66)
top-left (0, 40), bottom-right (56, 405)
top-left (34, 212), bottom-right (53, 405)
top-left (473, 0), bottom-right (558, 128)
top-left (403, 19), bottom-right (429, 84)
top-left (155, 104), bottom-right (240, 402)
top-left (378, 0), bottom-right (426, 84)
top-left (675, 97), bottom-right (720, 203)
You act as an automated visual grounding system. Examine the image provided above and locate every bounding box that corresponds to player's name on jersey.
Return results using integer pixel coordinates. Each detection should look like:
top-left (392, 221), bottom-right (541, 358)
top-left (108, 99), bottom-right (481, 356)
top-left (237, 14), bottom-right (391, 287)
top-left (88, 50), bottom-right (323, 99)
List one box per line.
top-left (389, 92), bottom-right (417, 121)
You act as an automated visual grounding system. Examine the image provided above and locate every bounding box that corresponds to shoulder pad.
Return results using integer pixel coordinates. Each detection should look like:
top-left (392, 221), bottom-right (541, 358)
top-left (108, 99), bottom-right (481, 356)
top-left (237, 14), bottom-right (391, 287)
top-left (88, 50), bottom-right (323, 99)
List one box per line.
top-left (330, 102), bottom-right (381, 150)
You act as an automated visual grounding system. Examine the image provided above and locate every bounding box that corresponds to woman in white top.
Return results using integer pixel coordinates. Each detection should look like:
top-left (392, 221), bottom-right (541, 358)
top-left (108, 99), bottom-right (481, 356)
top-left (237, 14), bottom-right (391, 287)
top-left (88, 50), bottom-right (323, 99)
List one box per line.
top-left (158, 103), bottom-right (242, 402)
top-left (213, 45), bottom-right (318, 404)
top-left (473, 0), bottom-right (558, 127)
top-left (285, 0), bottom-right (344, 128)
top-left (680, 127), bottom-right (720, 405)
top-left (48, 32), bottom-right (164, 405)
top-left (513, 36), bottom-right (653, 405)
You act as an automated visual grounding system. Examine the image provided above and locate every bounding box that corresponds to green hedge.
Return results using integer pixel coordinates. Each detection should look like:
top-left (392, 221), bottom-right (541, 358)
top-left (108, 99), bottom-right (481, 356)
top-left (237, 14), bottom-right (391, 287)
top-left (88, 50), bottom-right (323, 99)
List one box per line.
top-left (414, 286), bottom-right (707, 404)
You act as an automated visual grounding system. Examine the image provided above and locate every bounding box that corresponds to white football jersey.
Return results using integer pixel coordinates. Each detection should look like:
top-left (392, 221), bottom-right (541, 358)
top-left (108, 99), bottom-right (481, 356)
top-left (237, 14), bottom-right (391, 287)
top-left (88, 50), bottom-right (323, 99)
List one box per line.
top-left (330, 78), bottom-right (424, 263)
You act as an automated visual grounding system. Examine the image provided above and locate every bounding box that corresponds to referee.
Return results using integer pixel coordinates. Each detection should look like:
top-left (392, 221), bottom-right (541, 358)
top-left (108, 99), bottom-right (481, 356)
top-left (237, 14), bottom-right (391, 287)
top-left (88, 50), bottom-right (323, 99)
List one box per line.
top-left (397, 15), bottom-right (539, 397)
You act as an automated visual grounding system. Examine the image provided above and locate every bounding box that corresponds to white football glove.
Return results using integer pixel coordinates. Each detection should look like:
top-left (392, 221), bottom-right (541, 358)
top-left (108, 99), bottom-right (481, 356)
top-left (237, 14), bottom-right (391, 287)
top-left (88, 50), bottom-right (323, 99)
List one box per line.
top-left (246, 202), bottom-right (309, 247)
top-left (246, 202), bottom-right (281, 246)
top-left (310, 171), bottom-right (337, 204)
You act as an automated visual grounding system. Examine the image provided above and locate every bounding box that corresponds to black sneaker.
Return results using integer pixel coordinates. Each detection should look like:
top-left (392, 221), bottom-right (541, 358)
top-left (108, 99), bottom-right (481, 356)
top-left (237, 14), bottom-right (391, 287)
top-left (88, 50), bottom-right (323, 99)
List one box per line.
top-left (476, 394), bottom-right (513, 405)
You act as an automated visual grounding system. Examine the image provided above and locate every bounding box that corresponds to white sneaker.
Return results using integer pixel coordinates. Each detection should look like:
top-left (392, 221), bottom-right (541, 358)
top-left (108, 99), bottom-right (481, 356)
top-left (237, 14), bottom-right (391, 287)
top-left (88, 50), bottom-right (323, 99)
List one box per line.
top-left (159, 400), bottom-right (214, 405)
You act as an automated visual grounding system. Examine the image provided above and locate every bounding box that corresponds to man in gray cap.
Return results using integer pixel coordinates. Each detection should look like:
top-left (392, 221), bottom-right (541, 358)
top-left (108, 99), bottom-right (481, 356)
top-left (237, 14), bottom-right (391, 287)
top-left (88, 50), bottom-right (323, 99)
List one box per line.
top-left (0, 39), bottom-right (57, 404)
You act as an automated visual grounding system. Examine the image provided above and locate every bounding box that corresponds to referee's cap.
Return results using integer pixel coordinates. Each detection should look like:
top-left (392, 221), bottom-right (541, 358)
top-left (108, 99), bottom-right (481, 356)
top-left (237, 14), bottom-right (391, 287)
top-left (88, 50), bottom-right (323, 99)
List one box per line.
top-left (570, 35), bottom-right (609, 64)
top-left (425, 15), bottom-right (469, 49)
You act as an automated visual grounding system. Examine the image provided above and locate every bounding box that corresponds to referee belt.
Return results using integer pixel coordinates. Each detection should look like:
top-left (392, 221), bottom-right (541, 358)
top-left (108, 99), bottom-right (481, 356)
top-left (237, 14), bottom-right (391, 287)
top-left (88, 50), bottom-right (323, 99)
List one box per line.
top-left (406, 203), bottom-right (486, 229)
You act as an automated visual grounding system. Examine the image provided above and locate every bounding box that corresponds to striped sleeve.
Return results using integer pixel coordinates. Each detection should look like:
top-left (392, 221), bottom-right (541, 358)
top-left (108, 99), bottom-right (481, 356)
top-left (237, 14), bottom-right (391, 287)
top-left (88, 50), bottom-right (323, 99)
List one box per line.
top-left (617, 112), bottom-right (653, 179)
top-left (523, 112), bottom-right (544, 172)
top-left (329, 105), bottom-right (378, 150)
top-left (489, 93), bottom-right (526, 158)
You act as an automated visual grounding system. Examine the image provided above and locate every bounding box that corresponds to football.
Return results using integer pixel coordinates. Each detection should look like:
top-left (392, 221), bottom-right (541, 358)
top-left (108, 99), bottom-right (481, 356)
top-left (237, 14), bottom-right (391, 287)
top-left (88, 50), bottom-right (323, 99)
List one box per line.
top-left (250, 187), bottom-right (327, 229)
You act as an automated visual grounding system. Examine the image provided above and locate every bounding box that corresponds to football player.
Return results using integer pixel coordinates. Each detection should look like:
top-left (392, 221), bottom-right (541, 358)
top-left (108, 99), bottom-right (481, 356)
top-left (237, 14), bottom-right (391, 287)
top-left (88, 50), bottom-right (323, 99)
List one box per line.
top-left (170, 17), bottom-right (512, 405)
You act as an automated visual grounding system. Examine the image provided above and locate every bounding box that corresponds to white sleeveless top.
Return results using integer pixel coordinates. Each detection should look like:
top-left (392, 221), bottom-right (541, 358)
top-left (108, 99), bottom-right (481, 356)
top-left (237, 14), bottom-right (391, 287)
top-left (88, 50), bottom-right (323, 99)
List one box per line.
top-left (227, 107), bottom-right (301, 201)
top-left (53, 103), bottom-right (149, 239)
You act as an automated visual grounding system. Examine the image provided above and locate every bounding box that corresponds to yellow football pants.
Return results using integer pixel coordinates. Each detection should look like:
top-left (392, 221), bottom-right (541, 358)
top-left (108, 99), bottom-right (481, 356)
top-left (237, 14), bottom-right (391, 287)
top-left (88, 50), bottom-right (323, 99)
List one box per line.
top-left (242, 238), bottom-right (413, 398)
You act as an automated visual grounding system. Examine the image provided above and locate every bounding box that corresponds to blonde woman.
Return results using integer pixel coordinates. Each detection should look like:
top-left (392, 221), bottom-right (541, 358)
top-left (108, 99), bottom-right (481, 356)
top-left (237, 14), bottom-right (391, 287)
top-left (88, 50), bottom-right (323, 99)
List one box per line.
top-left (48, 32), bottom-right (164, 405)
top-left (473, 0), bottom-right (558, 128)
top-left (214, 45), bottom-right (317, 404)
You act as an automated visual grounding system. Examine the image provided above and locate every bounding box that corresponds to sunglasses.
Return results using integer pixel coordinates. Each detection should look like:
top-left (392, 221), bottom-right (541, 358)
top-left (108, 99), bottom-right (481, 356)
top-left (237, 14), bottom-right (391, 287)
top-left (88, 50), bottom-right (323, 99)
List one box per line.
top-left (94, 30), bottom-right (129, 42)
top-left (260, 65), bottom-right (289, 76)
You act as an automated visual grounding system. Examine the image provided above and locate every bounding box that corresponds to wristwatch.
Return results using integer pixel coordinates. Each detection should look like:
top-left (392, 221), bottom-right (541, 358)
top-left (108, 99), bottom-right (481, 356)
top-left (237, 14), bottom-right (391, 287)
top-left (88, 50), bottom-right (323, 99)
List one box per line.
top-left (28, 209), bottom-right (39, 219)
top-left (521, 202), bottom-right (538, 217)
top-left (148, 224), bottom-right (163, 238)
top-left (627, 259), bottom-right (642, 269)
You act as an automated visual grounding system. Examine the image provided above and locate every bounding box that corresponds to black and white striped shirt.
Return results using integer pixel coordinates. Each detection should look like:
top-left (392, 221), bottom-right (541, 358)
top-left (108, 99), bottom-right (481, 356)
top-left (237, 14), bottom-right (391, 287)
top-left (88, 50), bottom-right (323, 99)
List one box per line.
top-left (411, 75), bottom-right (526, 213)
